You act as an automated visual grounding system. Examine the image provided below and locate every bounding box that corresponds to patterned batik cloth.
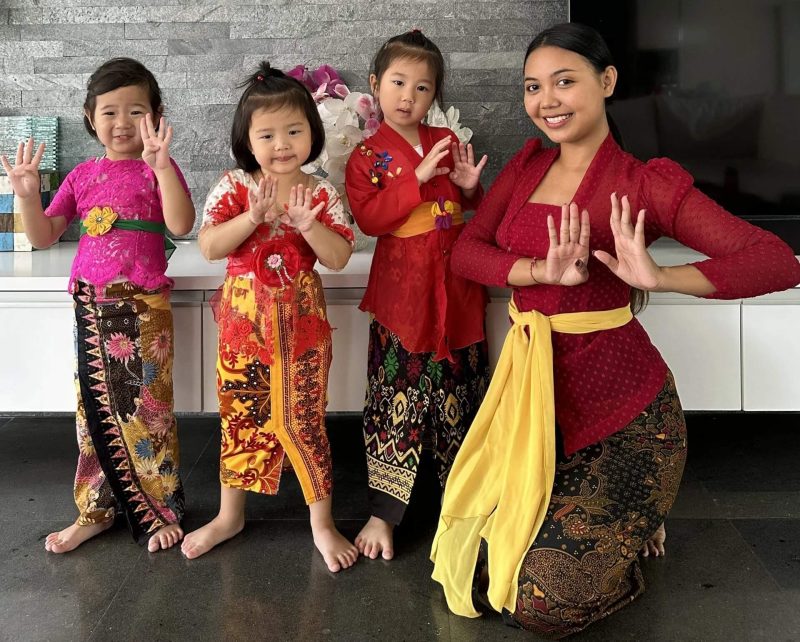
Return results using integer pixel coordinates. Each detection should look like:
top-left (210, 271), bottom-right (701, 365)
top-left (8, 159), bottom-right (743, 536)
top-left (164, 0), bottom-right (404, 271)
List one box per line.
top-left (73, 281), bottom-right (184, 544)
top-left (363, 319), bottom-right (490, 525)
top-left (473, 372), bottom-right (687, 638)
top-left (216, 271), bottom-right (334, 504)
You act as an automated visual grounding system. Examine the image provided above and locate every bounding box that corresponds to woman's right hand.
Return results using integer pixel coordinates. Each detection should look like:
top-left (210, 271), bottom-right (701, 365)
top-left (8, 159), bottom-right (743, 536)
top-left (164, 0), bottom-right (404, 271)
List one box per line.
top-left (0, 138), bottom-right (45, 199)
top-left (536, 202), bottom-right (591, 286)
top-left (415, 138), bottom-right (451, 185)
top-left (246, 174), bottom-right (277, 226)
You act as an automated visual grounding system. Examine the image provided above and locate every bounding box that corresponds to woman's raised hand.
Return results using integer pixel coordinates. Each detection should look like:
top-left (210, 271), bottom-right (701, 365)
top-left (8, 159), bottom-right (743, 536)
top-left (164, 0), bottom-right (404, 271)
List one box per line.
top-left (538, 202), bottom-right (591, 286)
top-left (1, 138), bottom-right (45, 199)
top-left (593, 193), bottom-right (663, 291)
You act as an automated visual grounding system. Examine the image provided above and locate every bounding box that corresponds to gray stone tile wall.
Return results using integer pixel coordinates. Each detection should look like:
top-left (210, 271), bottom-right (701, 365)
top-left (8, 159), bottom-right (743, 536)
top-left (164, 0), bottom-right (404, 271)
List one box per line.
top-left (0, 1), bottom-right (566, 238)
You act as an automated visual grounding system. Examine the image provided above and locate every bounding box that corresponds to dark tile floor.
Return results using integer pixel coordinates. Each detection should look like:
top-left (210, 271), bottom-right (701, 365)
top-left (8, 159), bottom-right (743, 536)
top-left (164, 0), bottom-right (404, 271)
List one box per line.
top-left (1, 413), bottom-right (799, 641)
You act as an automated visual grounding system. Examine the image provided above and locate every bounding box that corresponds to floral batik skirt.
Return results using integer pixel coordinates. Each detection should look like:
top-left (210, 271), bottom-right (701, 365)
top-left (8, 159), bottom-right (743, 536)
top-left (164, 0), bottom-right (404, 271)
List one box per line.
top-left (473, 371), bottom-right (687, 638)
top-left (73, 280), bottom-right (184, 544)
top-left (215, 271), bottom-right (333, 504)
top-left (363, 319), bottom-right (490, 525)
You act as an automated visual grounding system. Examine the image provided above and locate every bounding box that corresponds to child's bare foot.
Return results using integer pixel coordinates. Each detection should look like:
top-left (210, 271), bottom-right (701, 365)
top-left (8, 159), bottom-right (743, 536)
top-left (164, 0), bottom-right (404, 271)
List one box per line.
top-left (641, 522), bottom-right (666, 558)
top-left (312, 522), bottom-right (358, 572)
top-left (355, 515), bottom-right (395, 560)
top-left (148, 523), bottom-right (184, 553)
top-left (44, 520), bottom-right (113, 554)
top-left (181, 515), bottom-right (244, 560)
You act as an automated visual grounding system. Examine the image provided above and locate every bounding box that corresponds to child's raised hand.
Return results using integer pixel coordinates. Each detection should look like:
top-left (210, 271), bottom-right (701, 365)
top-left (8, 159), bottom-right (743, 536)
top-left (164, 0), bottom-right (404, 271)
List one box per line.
top-left (247, 175), bottom-right (277, 226)
top-left (280, 184), bottom-right (324, 234)
top-left (0, 138), bottom-right (45, 199)
top-left (140, 113), bottom-right (173, 171)
top-left (415, 138), bottom-right (451, 185)
top-left (448, 141), bottom-right (488, 192)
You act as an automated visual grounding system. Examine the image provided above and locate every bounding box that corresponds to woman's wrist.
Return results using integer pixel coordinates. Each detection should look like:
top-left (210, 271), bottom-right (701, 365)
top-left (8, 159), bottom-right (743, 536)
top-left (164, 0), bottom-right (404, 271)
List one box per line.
top-left (530, 257), bottom-right (546, 285)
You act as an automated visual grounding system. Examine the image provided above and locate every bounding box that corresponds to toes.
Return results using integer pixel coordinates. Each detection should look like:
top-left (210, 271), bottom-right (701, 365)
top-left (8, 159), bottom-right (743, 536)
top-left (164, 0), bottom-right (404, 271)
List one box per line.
top-left (382, 547), bottom-right (394, 561)
top-left (327, 559), bottom-right (342, 573)
top-left (148, 536), bottom-right (160, 553)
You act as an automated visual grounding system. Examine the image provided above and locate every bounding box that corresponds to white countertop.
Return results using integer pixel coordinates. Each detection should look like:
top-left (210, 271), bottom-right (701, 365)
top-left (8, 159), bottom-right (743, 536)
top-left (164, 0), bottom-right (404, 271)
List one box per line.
top-left (0, 237), bottom-right (774, 292)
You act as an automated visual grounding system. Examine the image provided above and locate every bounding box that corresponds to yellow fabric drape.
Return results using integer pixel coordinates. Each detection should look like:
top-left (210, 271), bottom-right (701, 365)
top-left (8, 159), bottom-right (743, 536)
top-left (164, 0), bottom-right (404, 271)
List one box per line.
top-left (430, 300), bottom-right (633, 617)
top-left (392, 201), bottom-right (463, 238)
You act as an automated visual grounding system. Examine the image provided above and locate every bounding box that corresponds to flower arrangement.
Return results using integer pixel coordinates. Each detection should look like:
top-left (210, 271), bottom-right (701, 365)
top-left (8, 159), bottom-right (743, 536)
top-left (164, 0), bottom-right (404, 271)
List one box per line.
top-left (287, 64), bottom-right (473, 249)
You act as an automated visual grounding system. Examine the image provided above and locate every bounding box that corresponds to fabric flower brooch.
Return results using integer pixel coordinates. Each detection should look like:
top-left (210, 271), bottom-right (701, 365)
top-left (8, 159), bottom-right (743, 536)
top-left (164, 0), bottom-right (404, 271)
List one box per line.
top-left (84, 206), bottom-right (118, 236)
top-left (431, 196), bottom-right (454, 230)
top-left (253, 240), bottom-right (300, 288)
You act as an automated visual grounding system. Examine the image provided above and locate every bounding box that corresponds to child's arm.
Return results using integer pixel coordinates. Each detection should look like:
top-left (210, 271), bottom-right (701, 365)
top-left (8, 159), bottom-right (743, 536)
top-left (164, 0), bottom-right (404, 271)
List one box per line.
top-left (1, 139), bottom-right (66, 248)
top-left (199, 174), bottom-right (278, 261)
top-left (140, 114), bottom-right (195, 236)
top-left (280, 185), bottom-right (352, 271)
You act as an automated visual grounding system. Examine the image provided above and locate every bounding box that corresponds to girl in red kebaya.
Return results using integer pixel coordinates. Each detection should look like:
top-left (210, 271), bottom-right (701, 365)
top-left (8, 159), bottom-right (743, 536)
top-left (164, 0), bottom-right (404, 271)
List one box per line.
top-left (345, 30), bottom-right (491, 561)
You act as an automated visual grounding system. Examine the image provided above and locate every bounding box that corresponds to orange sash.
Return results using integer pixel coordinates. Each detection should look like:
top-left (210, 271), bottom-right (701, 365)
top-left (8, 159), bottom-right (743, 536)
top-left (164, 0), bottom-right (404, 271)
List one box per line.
top-left (392, 200), bottom-right (464, 238)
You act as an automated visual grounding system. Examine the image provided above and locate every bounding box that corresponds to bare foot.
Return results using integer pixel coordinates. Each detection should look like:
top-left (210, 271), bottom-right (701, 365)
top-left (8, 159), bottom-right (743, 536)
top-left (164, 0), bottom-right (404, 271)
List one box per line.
top-left (44, 520), bottom-right (113, 554)
top-left (181, 515), bottom-right (244, 560)
top-left (641, 522), bottom-right (666, 558)
top-left (355, 515), bottom-right (394, 560)
top-left (312, 522), bottom-right (358, 572)
top-left (148, 523), bottom-right (184, 553)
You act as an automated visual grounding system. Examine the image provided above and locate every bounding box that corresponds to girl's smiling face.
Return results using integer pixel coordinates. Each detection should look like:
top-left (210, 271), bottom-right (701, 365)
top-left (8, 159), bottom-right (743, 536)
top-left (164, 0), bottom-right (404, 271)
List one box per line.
top-left (523, 45), bottom-right (616, 146)
top-left (371, 57), bottom-right (437, 137)
top-left (85, 84), bottom-right (155, 160)
top-left (247, 105), bottom-right (312, 178)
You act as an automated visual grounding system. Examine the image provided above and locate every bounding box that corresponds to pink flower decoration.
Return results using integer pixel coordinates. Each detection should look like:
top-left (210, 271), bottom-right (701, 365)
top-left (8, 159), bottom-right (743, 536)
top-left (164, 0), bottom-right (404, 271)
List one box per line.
top-left (286, 65), bottom-right (314, 92)
top-left (311, 64), bottom-right (349, 98)
top-left (106, 332), bottom-right (137, 363)
top-left (354, 94), bottom-right (378, 121)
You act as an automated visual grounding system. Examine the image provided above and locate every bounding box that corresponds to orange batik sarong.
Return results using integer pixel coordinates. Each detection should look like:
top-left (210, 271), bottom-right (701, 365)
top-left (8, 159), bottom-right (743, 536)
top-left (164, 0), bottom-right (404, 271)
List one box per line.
top-left (215, 271), bottom-right (333, 504)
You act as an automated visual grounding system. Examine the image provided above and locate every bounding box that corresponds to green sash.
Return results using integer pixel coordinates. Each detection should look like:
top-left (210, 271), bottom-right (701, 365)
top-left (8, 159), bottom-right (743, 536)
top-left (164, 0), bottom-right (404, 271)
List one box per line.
top-left (80, 219), bottom-right (176, 260)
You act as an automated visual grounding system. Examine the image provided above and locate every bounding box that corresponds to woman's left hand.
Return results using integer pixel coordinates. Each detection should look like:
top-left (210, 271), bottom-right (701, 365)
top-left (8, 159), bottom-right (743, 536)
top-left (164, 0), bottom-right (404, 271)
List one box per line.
top-left (280, 184), bottom-right (325, 234)
top-left (140, 113), bottom-right (173, 171)
top-left (593, 193), bottom-right (664, 291)
top-left (448, 141), bottom-right (488, 192)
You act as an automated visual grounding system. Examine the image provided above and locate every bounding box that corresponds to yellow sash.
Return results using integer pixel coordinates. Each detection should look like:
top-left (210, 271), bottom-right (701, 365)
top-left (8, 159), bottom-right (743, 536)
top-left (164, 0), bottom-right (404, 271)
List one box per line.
top-left (430, 301), bottom-right (633, 617)
top-left (392, 200), bottom-right (464, 238)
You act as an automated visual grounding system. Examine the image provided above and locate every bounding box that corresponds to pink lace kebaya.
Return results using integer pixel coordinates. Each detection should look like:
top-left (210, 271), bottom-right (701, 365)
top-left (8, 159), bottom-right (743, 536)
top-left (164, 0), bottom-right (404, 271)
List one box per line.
top-left (45, 156), bottom-right (190, 291)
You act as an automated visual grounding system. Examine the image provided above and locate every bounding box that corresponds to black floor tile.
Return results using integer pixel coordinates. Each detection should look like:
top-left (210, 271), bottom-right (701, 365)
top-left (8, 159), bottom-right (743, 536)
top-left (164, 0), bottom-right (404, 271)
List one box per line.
top-left (686, 413), bottom-right (800, 492)
top-left (732, 519), bottom-right (800, 589)
top-left (0, 518), bottom-right (144, 642)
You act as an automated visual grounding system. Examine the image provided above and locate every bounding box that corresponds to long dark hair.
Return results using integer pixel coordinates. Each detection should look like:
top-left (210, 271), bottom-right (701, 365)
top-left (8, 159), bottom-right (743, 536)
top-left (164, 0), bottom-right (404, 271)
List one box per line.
top-left (230, 61), bottom-right (325, 173)
top-left (83, 57), bottom-right (162, 137)
top-left (371, 29), bottom-right (446, 108)
top-left (526, 23), bottom-right (647, 314)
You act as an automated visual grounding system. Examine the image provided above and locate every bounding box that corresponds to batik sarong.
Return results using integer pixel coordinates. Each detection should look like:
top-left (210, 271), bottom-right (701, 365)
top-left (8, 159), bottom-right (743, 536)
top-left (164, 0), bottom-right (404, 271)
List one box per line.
top-left (215, 271), bottom-right (333, 504)
top-left (473, 372), bottom-right (687, 638)
top-left (363, 319), bottom-right (490, 525)
top-left (73, 280), bottom-right (184, 544)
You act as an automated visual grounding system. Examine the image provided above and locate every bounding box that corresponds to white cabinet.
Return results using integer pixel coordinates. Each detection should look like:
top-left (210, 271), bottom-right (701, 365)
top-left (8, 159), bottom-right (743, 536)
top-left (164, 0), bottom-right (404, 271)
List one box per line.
top-left (742, 290), bottom-right (800, 410)
top-left (171, 294), bottom-right (204, 413)
top-left (326, 299), bottom-right (370, 412)
top-left (637, 296), bottom-right (741, 410)
top-left (202, 300), bottom-right (220, 413)
top-left (0, 293), bottom-right (75, 412)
